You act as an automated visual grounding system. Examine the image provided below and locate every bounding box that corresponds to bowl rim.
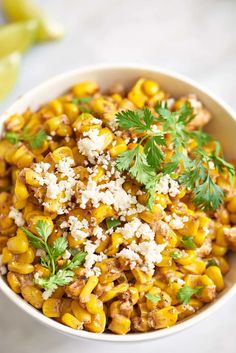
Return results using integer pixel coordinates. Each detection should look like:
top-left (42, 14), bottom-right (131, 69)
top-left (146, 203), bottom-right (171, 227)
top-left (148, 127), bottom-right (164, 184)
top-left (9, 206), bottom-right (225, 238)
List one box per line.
top-left (0, 63), bottom-right (236, 342)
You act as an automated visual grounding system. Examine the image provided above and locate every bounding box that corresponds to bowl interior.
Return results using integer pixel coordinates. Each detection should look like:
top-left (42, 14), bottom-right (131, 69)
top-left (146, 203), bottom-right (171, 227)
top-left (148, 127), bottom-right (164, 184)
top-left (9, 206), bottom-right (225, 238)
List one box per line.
top-left (0, 65), bottom-right (236, 342)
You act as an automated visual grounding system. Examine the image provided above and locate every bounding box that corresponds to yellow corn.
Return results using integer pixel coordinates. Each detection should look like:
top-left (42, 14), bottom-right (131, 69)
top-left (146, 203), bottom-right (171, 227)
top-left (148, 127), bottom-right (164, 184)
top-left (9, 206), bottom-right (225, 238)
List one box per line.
top-left (205, 266), bottom-right (224, 291)
top-left (21, 285), bottom-right (44, 309)
top-left (61, 313), bottom-right (82, 329)
top-left (79, 276), bottom-right (99, 303)
top-left (71, 300), bottom-right (91, 323)
top-left (109, 314), bottom-right (131, 335)
top-left (43, 298), bottom-right (61, 317)
top-left (148, 306), bottom-right (178, 329)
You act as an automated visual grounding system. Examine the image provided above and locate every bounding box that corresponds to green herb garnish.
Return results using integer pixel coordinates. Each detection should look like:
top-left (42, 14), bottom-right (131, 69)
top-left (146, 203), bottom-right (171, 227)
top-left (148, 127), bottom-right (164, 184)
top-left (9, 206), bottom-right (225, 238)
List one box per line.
top-left (106, 218), bottom-right (121, 229)
top-left (181, 236), bottom-right (197, 250)
top-left (177, 286), bottom-right (203, 304)
top-left (5, 128), bottom-right (47, 149)
top-left (206, 258), bottom-right (219, 268)
top-left (115, 102), bottom-right (235, 211)
top-left (170, 250), bottom-right (182, 260)
top-left (72, 96), bottom-right (92, 104)
top-left (145, 293), bottom-right (161, 303)
top-left (22, 220), bottom-right (87, 292)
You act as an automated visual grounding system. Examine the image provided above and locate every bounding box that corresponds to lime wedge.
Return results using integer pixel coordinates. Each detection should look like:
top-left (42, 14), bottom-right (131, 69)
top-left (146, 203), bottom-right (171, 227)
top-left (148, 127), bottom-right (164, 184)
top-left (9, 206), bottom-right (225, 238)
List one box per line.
top-left (0, 20), bottom-right (38, 58)
top-left (2, 0), bottom-right (63, 42)
top-left (0, 52), bottom-right (21, 101)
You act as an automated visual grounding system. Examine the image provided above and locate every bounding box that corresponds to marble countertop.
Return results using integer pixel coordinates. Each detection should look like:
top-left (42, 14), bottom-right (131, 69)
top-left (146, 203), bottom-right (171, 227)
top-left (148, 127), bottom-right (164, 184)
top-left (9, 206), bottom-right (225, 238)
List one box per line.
top-left (1, 0), bottom-right (236, 352)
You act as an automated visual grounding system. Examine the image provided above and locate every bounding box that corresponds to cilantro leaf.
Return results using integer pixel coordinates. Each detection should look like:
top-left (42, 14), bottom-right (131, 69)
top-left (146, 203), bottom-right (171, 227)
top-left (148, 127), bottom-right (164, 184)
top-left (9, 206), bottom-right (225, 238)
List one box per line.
top-left (116, 147), bottom-right (139, 172)
top-left (21, 227), bottom-right (45, 250)
top-left (206, 258), bottom-right (219, 268)
top-left (63, 250), bottom-right (87, 270)
top-left (170, 250), bottom-right (182, 260)
top-left (106, 218), bottom-right (121, 229)
top-left (50, 237), bottom-right (68, 259)
top-left (72, 96), bottom-right (92, 104)
top-left (144, 135), bottom-right (165, 170)
top-left (116, 108), bottom-right (153, 132)
top-left (35, 269), bottom-right (75, 291)
top-left (193, 174), bottom-right (224, 211)
top-left (36, 220), bottom-right (53, 242)
top-left (177, 286), bottom-right (203, 304)
top-left (5, 131), bottom-right (20, 144)
top-left (145, 293), bottom-right (161, 303)
top-left (181, 236), bottom-right (196, 250)
top-left (129, 151), bottom-right (156, 185)
top-left (29, 129), bottom-right (47, 149)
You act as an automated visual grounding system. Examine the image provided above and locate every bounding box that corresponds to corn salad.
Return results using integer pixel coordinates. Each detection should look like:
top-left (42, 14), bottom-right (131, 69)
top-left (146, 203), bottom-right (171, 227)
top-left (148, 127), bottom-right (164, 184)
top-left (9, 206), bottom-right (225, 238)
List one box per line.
top-left (0, 78), bottom-right (236, 335)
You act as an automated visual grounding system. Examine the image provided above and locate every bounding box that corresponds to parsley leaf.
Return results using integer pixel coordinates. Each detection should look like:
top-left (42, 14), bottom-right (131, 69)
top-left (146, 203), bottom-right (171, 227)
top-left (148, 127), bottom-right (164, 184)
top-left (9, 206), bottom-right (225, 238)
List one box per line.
top-left (145, 293), bottom-right (161, 303)
top-left (106, 218), bottom-right (121, 229)
top-left (181, 236), bottom-right (196, 250)
top-left (29, 129), bottom-right (47, 149)
top-left (177, 286), bottom-right (203, 304)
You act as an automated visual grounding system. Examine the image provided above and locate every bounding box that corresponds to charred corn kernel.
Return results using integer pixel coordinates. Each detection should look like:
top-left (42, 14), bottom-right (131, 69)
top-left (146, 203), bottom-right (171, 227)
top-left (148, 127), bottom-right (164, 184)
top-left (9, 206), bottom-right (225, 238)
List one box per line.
top-left (183, 260), bottom-right (206, 274)
top-left (60, 298), bottom-right (73, 315)
top-left (129, 287), bottom-right (139, 305)
top-left (7, 234), bottom-right (29, 254)
top-left (8, 262), bottom-right (34, 274)
top-left (211, 244), bottom-right (227, 256)
top-left (176, 250), bottom-right (196, 266)
top-left (86, 294), bottom-right (103, 314)
top-left (205, 266), bottom-right (224, 291)
top-left (21, 285), bottom-right (43, 309)
top-left (227, 197), bottom-right (236, 213)
top-left (142, 80), bottom-right (160, 97)
top-left (51, 287), bottom-right (65, 299)
top-left (217, 256), bottom-right (230, 274)
top-left (28, 215), bottom-right (53, 235)
top-left (106, 232), bottom-right (123, 256)
top-left (73, 81), bottom-right (98, 97)
top-left (17, 247), bottom-right (35, 264)
top-left (218, 208), bottom-right (230, 224)
top-left (52, 146), bottom-right (73, 162)
top-left (42, 298), bottom-right (61, 317)
top-left (15, 178), bottom-right (29, 201)
top-left (132, 269), bottom-right (152, 284)
top-left (5, 114), bottom-right (25, 131)
top-left (91, 204), bottom-right (114, 224)
top-left (12, 145), bottom-right (34, 168)
top-left (178, 217), bottom-right (199, 236)
top-left (165, 282), bottom-right (182, 305)
top-left (34, 264), bottom-right (51, 278)
top-left (4, 144), bottom-right (18, 164)
top-left (157, 253), bottom-right (172, 267)
top-left (79, 276), bottom-right (99, 303)
top-left (95, 235), bottom-right (110, 253)
top-left (109, 314), bottom-right (131, 335)
top-left (63, 103), bottom-right (79, 122)
top-left (156, 227), bottom-right (177, 248)
top-left (61, 313), bottom-right (82, 329)
top-left (92, 166), bottom-right (105, 183)
top-left (71, 301), bottom-right (91, 323)
top-left (57, 124), bottom-right (73, 137)
top-left (0, 160), bottom-right (7, 177)
top-left (216, 226), bottom-right (228, 247)
top-left (109, 143), bottom-right (127, 157)
top-left (7, 272), bottom-right (21, 293)
top-left (128, 90), bottom-right (146, 108)
top-left (2, 247), bottom-right (13, 264)
top-left (149, 306), bottom-right (178, 329)
top-left (146, 287), bottom-right (161, 310)
top-left (100, 283), bottom-right (129, 302)
top-left (84, 311), bottom-right (106, 333)
top-left (177, 303), bottom-right (195, 320)
top-left (48, 99), bottom-right (63, 115)
top-left (194, 231), bottom-right (206, 246)
top-left (92, 97), bottom-right (115, 115)
top-left (140, 205), bottom-right (164, 225)
top-left (134, 282), bottom-right (154, 293)
top-left (25, 169), bottom-right (41, 187)
top-left (99, 128), bottom-right (114, 148)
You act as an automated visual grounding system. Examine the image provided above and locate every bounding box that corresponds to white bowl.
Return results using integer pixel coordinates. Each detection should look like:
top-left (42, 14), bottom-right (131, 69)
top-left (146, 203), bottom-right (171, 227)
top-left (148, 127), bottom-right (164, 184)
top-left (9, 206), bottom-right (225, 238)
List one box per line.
top-left (0, 64), bottom-right (236, 342)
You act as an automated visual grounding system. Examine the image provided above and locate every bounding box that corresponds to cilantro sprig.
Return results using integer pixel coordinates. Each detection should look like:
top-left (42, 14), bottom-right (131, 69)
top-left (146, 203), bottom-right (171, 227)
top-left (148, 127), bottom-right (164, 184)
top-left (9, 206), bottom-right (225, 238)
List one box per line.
top-left (181, 236), bottom-right (197, 250)
top-left (106, 218), bottom-right (121, 229)
top-left (5, 128), bottom-right (47, 149)
top-left (22, 220), bottom-right (87, 292)
top-left (115, 102), bottom-right (235, 211)
top-left (145, 292), bottom-right (161, 303)
top-left (177, 286), bottom-right (203, 304)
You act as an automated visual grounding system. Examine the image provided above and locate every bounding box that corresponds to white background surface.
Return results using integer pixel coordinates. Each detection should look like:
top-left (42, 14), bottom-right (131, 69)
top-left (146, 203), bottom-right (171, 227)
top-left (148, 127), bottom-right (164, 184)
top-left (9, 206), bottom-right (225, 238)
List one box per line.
top-left (0, 0), bottom-right (236, 352)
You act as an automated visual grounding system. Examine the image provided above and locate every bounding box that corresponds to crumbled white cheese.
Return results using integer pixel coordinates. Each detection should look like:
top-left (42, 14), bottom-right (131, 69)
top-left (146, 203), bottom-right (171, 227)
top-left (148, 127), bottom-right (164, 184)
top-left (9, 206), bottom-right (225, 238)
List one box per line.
top-left (117, 241), bottom-right (166, 274)
top-left (8, 207), bottom-right (25, 227)
top-left (224, 227), bottom-right (236, 239)
top-left (165, 213), bottom-right (189, 230)
top-left (77, 128), bottom-right (106, 163)
top-left (0, 255), bottom-right (7, 275)
top-left (34, 162), bottom-right (50, 173)
top-left (83, 240), bottom-right (107, 277)
top-left (116, 248), bottom-right (141, 269)
top-left (60, 216), bottom-right (89, 240)
top-left (62, 249), bottom-right (71, 260)
top-left (57, 157), bottom-right (75, 178)
top-left (42, 288), bottom-right (55, 300)
top-left (36, 249), bottom-right (46, 257)
top-left (116, 218), bottom-right (155, 241)
top-left (155, 175), bottom-right (180, 197)
top-left (188, 94), bottom-right (202, 109)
